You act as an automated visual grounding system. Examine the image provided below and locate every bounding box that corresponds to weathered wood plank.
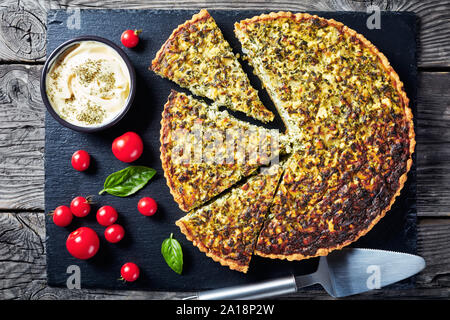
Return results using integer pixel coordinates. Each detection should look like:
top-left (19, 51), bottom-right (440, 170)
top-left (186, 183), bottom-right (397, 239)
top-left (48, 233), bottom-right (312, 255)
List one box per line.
top-left (396, 0), bottom-right (450, 68)
top-left (416, 219), bottom-right (450, 288)
top-left (0, 212), bottom-right (448, 299)
top-left (416, 72), bottom-right (450, 144)
top-left (1, 65), bottom-right (449, 216)
top-left (0, 64), bottom-right (44, 211)
top-left (0, 0), bottom-right (450, 67)
top-left (0, 0), bottom-right (48, 62)
top-left (415, 72), bottom-right (450, 216)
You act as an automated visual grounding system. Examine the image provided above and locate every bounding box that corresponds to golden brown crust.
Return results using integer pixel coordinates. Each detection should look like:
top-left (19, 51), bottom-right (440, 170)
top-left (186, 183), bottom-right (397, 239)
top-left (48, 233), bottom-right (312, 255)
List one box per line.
top-left (160, 90), bottom-right (190, 212)
top-left (151, 9), bottom-right (211, 73)
top-left (161, 11), bottom-right (415, 268)
top-left (175, 163), bottom-right (284, 272)
top-left (176, 219), bottom-right (249, 273)
top-left (235, 11), bottom-right (414, 143)
top-left (236, 11), bottom-right (415, 261)
top-left (160, 90), bottom-right (280, 213)
top-left (151, 9), bottom-right (274, 123)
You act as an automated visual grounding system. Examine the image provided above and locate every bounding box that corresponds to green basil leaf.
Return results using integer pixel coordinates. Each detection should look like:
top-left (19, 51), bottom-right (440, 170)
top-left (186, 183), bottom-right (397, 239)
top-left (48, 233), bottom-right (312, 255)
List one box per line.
top-left (99, 166), bottom-right (156, 197)
top-left (161, 233), bottom-right (183, 275)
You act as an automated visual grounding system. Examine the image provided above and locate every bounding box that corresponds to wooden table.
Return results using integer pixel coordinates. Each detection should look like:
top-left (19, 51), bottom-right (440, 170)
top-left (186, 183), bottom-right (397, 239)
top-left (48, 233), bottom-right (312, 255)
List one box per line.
top-left (0, 0), bottom-right (449, 300)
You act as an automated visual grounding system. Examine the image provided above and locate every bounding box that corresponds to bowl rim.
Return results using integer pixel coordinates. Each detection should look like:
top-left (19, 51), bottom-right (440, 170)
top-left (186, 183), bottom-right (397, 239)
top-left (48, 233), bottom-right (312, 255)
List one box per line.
top-left (40, 35), bottom-right (136, 133)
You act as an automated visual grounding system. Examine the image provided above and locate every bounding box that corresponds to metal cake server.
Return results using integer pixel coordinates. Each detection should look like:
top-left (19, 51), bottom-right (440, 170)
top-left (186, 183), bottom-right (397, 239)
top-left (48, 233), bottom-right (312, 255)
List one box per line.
top-left (184, 248), bottom-right (426, 300)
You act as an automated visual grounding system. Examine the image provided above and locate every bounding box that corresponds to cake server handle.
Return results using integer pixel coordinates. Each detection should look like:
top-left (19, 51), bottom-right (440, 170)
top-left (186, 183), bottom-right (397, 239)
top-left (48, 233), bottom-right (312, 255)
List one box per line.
top-left (183, 275), bottom-right (297, 300)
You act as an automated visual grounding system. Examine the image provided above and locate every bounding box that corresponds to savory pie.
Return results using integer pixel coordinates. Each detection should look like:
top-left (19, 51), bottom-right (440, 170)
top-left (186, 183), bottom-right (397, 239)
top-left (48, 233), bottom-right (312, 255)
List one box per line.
top-left (154, 11), bottom-right (415, 271)
top-left (176, 163), bottom-right (284, 272)
top-left (235, 12), bottom-right (414, 260)
top-left (160, 90), bottom-right (281, 212)
top-left (151, 9), bottom-right (274, 123)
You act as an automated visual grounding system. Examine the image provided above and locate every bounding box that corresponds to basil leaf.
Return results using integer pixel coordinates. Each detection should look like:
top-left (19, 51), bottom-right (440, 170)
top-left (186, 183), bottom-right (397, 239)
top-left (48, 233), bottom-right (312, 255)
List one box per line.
top-left (99, 166), bottom-right (156, 197)
top-left (161, 233), bottom-right (183, 275)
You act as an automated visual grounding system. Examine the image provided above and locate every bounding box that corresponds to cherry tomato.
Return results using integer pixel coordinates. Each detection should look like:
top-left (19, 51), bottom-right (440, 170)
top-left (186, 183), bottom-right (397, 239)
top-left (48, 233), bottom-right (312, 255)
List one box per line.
top-left (120, 262), bottom-right (140, 282)
top-left (104, 224), bottom-right (125, 243)
top-left (112, 131), bottom-right (143, 163)
top-left (52, 205), bottom-right (73, 227)
top-left (66, 227), bottom-right (99, 260)
top-left (96, 205), bottom-right (118, 226)
top-left (121, 29), bottom-right (141, 48)
top-left (70, 196), bottom-right (91, 217)
top-left (71, 150), bottom-right (90, 171)
top-left (137, 197), bottom-right (157, 216)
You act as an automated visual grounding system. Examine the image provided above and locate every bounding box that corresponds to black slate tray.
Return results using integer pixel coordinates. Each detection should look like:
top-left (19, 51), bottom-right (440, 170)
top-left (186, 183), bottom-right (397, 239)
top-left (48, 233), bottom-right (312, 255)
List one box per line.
top-left (45, 9), bottom-right (418, 291)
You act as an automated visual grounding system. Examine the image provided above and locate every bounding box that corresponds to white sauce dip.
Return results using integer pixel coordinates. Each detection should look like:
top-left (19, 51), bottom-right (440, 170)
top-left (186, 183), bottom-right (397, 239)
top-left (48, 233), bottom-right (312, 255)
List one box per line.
top-left (46, 41), bottom-right (131, 127)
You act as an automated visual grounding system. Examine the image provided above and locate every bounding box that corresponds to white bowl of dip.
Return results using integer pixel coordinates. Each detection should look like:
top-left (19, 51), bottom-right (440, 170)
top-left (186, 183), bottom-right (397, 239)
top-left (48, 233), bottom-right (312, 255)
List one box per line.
top-left (41, 36), bottom-right (136, 132)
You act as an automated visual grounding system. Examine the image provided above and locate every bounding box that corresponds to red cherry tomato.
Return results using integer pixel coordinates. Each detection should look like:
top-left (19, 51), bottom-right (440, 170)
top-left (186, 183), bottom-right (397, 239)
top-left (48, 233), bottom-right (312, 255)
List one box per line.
top-left (104, 224), bottom-right (125, 243)
top-left (52, 205), bottom-right (73, 227)
top-left (137, 197), bottom-right (157, 216)
top-left (96, 205), bottom-right (118, 226)
top-left (71, 150), bottom-right (90, 171)
top-left (120, 262), bottom-right (140, 282)
top-left (70, 196), bottom-right (91, 217)
top-left (112, 131), bottom-right (143, 163)
top-left (121, 29), bottom-right (141, 48)
top-left (66, 227), bottom-right (99, 260)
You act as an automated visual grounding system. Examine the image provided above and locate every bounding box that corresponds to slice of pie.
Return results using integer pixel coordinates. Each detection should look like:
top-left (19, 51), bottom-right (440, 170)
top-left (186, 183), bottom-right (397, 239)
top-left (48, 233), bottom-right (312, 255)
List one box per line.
top-left (176, 163), bottom-right (284, 272)
top-left (151, 9), bottom-right (274, 123)
top-left (160, 90), bottom-right (281, 212)
top-left (235, 12), bottom-right (415, 260)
